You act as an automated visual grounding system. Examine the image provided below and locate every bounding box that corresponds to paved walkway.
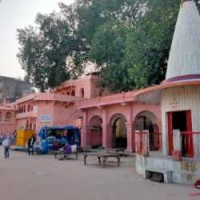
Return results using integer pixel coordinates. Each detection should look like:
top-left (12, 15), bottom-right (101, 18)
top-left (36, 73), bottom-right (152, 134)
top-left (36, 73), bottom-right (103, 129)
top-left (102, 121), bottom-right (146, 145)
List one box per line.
top-left (0, 147), bottom-right (199, 200)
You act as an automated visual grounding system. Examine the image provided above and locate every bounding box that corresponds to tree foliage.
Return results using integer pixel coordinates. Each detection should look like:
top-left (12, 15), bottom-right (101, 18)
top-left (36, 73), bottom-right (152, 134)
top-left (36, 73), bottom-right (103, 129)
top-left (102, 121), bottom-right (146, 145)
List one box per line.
top-left (17, 12), bottom-right (83, 91)
top-left (123, 0), bottom-right (180, 88)
top-left (17, 0), bottom-right (200, 92)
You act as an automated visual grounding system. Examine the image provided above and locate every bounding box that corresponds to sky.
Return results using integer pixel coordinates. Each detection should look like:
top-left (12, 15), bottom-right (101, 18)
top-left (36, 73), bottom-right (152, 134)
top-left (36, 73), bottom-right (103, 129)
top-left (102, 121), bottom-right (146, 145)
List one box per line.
top-left (0, 0), bottom-right (74, 79)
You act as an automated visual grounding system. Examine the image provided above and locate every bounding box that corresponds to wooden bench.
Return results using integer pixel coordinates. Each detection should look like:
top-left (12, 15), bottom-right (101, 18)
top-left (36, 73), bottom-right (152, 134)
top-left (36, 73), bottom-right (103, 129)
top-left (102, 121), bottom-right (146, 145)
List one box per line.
top-left (145, 167), bottom-right (172, 183)
top-left (54, 148), bottom-right (78, 160)
top-left (84, 152), bottom-right (121, 168)
top-left (106, 148), bottom-right (125, 156)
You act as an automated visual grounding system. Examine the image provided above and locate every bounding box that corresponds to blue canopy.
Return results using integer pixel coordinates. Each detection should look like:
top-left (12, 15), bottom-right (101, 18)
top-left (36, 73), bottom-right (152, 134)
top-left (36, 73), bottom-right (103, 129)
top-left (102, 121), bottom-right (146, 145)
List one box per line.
top-left (38, 125), bottom-right (80, 145)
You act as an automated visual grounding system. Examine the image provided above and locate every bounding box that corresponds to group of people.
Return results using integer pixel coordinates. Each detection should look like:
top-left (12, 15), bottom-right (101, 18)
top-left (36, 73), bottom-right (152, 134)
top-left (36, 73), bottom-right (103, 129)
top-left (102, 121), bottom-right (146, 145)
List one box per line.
top-left (1, 133), bottom-right (77, 158)
top-left (1, 134), bottom-right (36, 158)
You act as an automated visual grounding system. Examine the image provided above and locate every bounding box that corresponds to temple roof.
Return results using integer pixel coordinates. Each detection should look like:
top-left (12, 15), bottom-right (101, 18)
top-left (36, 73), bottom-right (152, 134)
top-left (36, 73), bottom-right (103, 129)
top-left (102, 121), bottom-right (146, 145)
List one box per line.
top-left (165, 0), bottom-right (200, 82)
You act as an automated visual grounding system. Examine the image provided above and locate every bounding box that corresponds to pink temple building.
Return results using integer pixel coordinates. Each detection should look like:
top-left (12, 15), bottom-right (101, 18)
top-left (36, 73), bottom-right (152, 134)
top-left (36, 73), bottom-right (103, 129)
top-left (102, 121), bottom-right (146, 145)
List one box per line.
top-left (2, 0), bottom-right (199, 185)
top-left (0, 72), bottom-right (161, 153)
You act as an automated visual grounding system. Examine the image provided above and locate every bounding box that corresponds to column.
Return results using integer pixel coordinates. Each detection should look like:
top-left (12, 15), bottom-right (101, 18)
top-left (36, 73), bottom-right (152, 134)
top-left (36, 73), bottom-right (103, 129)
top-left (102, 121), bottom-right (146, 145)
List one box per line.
top-left (126, 123), bottom-right (134, 152)
top-left (81, 111), bottom-right (88, 147)
top-left (126, 104), bottom-right (134, 152)
top-left (102, 124), bottom-right (110, 148)
top-left (102, 108), bottom-right (111, 148)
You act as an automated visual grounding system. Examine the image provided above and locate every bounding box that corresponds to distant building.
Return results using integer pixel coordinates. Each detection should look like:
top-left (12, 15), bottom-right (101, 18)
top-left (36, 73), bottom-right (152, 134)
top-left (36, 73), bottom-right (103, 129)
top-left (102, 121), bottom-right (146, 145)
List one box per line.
top-left (0, 104), bottom-right (16, 134)
top-left (0, 76), bottom-right (32, 103)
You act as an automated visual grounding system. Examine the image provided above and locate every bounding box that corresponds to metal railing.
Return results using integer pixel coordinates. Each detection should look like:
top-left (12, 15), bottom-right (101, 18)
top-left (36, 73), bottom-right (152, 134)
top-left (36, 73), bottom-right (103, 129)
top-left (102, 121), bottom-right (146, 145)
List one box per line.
top-left (180, 131), bottom-right (200, 159)
top-left (149, 132), bottom-right (162, 151)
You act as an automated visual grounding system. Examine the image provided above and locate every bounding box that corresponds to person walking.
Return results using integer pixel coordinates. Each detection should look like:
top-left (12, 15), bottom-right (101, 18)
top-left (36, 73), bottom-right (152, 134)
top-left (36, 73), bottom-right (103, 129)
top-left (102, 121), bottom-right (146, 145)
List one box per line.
top-left (2, 136), bottom-right (11, 158)
top-left (27, 135), bottom-right (36, 155)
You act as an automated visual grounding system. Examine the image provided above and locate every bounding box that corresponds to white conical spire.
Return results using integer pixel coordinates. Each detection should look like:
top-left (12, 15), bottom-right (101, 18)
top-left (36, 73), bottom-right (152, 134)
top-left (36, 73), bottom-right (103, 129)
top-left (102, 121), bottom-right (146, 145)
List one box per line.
top-left (166, 0), bottom-right (200, 82)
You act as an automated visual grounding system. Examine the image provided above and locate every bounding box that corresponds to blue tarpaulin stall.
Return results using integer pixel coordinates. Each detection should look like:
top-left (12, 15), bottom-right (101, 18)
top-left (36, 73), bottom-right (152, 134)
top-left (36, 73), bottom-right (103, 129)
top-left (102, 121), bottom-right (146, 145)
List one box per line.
top-left (37, 125), bottom-right (80, 153)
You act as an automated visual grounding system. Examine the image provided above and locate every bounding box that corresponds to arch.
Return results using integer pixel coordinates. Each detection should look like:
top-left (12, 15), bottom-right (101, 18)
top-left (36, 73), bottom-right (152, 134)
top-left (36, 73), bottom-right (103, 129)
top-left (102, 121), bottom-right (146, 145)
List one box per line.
top-left (134, 111), bottom-right (160, 151)
top-left (109, 113), bottom-right (127, 148)
top-left (88, 115), bottom-right (103, 148)
top-left (80, 88), bottom-right (84, 98)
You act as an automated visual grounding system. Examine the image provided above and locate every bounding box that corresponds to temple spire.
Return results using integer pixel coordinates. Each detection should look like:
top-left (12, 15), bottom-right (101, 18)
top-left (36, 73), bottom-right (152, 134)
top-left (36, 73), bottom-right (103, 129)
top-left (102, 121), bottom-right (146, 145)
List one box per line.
top-left (165, 0), bottom-right (200, 82)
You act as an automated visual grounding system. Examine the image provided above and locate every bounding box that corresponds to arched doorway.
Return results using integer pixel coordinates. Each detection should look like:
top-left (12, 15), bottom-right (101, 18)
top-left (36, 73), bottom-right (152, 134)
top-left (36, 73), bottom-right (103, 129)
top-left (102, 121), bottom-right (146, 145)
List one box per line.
top-left (134, 111), bottom-right (160, 151)
top-left (110, 114), bottom-right (127, 148)
top-left (89, 116), bottom-right (102, 148)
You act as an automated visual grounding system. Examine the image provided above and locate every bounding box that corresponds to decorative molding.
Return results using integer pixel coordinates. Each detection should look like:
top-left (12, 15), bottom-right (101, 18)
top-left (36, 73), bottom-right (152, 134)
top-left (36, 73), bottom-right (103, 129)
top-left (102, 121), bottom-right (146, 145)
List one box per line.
top-left (163, 74), bottom-right (200, 83)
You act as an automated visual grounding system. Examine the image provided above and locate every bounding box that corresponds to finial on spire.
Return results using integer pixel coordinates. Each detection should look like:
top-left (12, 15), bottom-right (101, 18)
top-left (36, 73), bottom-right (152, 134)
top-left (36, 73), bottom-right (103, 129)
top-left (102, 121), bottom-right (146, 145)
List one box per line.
top-left (181, 0), bottom-right (192, 7)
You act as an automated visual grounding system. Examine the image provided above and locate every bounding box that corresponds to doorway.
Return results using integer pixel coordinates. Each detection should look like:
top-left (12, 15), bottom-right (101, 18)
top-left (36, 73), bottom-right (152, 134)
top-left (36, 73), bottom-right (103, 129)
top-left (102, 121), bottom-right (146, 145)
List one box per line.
top-left (111, 114), bottom-right (127, 148)
top-left (89, 116), bottom-right (102, 148)
top-left (167, 110), bottom-right (193, 157)
top-left (135, 112), bottom-right (160, 151)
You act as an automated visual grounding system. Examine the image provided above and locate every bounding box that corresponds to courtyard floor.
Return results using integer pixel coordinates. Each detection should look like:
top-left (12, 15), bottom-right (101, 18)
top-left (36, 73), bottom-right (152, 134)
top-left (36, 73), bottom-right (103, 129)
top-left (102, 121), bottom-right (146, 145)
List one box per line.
top-left (0, 147), bottom-right (199, 200)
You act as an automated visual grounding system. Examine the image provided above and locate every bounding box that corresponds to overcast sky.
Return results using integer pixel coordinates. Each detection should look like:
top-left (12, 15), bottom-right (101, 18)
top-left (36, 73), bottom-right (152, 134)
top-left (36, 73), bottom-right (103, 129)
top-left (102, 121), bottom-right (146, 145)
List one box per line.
top-left (0, 0), bottom-right (74, 79)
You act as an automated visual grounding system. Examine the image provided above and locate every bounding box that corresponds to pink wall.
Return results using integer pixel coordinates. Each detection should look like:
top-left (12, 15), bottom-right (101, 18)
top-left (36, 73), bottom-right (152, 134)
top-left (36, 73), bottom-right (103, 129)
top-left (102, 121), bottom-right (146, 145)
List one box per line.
top-left (0, 123), bottom-right (16, 134)
top-left (80, 100), bottom-right (161, 151)
top-left (1, 74), bottom-right (162, 152)
top-left (0, 107), bottom-right (16, 134)
top-left (53, 103), bottom-right (83, 126)
top-left (15, 93), bottom-right (84, 134)
top-left (36, 101), bottom-right (54, 131)
top-left (55, 75), bottom-right (111, 98)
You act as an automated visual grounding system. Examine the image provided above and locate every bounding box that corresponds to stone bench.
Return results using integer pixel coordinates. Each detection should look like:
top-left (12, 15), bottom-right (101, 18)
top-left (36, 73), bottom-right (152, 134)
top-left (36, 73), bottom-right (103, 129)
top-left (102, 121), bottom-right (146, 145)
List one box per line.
top-left (145, 167), bottom-right (172, 183)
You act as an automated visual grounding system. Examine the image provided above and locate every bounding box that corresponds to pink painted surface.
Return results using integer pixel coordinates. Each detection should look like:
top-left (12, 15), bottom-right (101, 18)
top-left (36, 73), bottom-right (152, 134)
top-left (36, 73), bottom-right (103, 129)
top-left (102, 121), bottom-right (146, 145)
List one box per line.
top-left (15, 93), bottom-right (83, 133)
top-left (0, 106), bottom-right (16, 134)
top-left (0, 74), bottom-right (161, 152)
top-left (54, 74), bottom-right (111, 98)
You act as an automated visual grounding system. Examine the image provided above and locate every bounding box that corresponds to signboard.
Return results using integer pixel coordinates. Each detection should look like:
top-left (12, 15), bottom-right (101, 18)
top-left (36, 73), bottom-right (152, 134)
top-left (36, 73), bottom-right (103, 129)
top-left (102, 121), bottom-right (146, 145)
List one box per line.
top-left (40, 115), bottom-right (52, 122)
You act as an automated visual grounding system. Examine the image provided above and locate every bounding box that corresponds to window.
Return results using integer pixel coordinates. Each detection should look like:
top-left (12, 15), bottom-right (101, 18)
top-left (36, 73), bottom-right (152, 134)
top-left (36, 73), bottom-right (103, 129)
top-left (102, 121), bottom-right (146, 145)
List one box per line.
top-left (80, 88), bottom-right (84, 97)
top-left (5, 112), bottom-right (11, 121)
top-left (71, 90), bottom-right (75, 96)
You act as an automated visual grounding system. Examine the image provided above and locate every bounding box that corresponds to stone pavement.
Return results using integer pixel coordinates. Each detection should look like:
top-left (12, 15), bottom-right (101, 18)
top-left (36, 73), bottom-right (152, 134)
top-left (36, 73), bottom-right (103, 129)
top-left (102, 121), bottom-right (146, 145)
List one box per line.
top-left (0, 147), bottom-right (199, 200)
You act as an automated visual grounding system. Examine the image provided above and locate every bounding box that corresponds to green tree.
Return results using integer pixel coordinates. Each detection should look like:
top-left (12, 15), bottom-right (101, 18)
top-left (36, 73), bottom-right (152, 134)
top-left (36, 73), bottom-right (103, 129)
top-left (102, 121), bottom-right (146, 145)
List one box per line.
top-left (17, 26), bottom-right (49, 91)
top-left (75, 0), bottom-right (200, 91)
top-left (90, 0), bottom-right (181, 90)
top-left (17, 12), bottom-right (79, 91)
top-left (17, 0), bottom-right (200, 92)
top-left (124, 0), bottom-right (180, 88)
top-left (73, 0), bottom-right (146, 91)
top-left (90, 21), bottom-right (127, 65)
